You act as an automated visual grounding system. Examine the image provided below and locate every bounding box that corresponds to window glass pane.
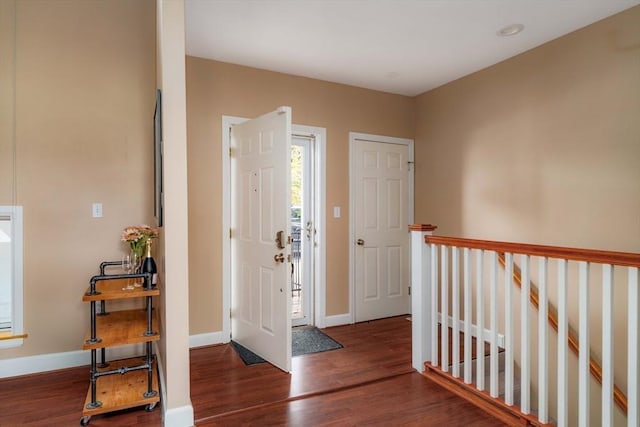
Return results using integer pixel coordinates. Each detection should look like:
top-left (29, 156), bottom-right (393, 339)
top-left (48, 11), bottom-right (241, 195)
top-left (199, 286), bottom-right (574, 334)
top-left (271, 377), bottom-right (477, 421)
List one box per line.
top-left (0, 216), bottom-right (12, 329)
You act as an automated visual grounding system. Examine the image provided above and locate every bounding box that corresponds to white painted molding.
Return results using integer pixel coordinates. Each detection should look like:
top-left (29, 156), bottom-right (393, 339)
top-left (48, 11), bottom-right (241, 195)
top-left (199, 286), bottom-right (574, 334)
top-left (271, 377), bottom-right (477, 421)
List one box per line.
top-left (0, 330), bottom-right (235, 380)
top-left (0, 344), bottom-right (145, 379)
top-left (163, 405), bottom-right (195, 427)
top-left (323, 313), bottom-right (353, 328)
top-left (189, 331), bottom-right (227, 348)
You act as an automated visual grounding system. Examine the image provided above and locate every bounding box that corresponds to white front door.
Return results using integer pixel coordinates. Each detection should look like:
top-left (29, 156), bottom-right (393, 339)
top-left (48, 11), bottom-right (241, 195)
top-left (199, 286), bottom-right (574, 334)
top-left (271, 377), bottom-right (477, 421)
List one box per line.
top-left (230, 107), bottom-right (292, 372)
top-left (353, 138), bottom-right (411, 322)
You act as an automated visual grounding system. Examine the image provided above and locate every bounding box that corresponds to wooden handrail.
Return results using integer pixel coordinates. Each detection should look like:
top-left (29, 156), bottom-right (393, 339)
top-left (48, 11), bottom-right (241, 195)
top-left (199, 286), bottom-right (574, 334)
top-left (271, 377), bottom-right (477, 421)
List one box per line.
top-left (425, 236), bottom-right (640, 268)
top-left (496, 252), bottom-right (628, 414)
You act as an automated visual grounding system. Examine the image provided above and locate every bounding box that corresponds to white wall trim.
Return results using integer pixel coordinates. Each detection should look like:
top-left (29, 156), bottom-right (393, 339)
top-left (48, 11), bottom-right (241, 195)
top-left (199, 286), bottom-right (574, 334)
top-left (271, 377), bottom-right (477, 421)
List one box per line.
top-left (189, 331), bottom-right (227, 348)
top-left (0, 344), bottom-right (146, 379)
top-left (323, 313), bottom-right (353, 328)
top-left (348, 133), bottom-right (414, 323)
top-left (222, 116), bottom-right (327, 333)
top-left (163, 405), bottom-right (195, 427)
top-left (0, 205), bottom-right (24, 349)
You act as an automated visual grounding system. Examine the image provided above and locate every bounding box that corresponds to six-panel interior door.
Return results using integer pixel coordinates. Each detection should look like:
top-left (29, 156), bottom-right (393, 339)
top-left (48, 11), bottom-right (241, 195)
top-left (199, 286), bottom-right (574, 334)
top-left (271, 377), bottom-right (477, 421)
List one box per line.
top-left (354, 140), bottom-right (410, 322)
top-left (230, 106), bottom-right (292, 373)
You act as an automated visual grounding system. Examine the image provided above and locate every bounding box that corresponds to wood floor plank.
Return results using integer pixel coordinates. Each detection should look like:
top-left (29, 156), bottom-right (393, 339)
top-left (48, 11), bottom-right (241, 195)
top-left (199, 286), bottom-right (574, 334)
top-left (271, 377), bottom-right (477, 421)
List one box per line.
top-left (0, 316), bottom-right (505, 426)
top-left (197, 372), bottom-right (506, 427)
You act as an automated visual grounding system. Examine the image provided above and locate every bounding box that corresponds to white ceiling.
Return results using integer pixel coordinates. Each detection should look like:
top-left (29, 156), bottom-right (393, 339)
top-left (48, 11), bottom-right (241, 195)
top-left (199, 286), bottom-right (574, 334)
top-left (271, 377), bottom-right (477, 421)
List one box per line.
top-left (185, 0), bottom-right (639, 96)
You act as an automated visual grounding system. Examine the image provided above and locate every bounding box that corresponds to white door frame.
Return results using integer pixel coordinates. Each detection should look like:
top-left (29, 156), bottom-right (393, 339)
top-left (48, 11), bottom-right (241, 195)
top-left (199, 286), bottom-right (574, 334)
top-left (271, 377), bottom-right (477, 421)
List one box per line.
top-left (291, 135), bottom-right (315, 327)
top-left (348, 132), bottom-right (414, 323)
top-left (223, 116), bottom-right (327, 341)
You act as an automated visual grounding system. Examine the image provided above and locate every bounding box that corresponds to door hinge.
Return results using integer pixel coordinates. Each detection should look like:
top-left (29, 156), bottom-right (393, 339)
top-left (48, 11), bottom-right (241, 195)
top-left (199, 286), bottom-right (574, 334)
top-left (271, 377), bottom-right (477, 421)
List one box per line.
top-left (408, 285), bottom-right (411, 296)
top-left (229, 228), bottom-right (232, 239)
top-left (229, 147), bottom-right (233, 158)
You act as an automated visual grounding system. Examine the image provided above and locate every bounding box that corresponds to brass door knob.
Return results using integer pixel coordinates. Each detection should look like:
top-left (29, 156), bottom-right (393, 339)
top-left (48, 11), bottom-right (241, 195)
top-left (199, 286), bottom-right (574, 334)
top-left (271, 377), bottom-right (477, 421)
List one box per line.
top-left (356, 239), bottom-right (365, 246)
top-left (274, 253), bottom-right (285, 263)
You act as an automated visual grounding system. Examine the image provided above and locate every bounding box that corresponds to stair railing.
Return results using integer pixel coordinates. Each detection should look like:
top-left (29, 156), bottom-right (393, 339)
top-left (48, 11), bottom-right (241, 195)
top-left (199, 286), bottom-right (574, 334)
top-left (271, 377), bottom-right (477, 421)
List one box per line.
top-left (410, 225), bottom-right (640, 427)
top-left (496, 252), bottom-right (628, 414)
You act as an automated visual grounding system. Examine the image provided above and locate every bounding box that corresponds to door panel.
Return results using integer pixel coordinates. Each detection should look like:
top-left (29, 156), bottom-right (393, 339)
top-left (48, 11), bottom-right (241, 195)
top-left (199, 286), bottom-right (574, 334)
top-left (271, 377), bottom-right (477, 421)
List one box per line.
top-left (231, 107), bottom-right (292, 373)
top-left (354, 140), bottom-right (410, 322)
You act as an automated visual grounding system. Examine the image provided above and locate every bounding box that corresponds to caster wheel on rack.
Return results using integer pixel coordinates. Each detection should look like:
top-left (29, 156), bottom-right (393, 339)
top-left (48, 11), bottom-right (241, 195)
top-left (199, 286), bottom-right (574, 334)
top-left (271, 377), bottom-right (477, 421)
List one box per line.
top-left (145, 402), bottom-right (157, 412)
top-left (80, 416), bottom-right (91, 426)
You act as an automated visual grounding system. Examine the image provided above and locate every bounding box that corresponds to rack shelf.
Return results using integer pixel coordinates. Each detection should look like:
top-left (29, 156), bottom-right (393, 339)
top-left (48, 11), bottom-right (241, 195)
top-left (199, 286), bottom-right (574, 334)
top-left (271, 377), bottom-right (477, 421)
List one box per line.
top-left (82, 309), bottom-right (159, 350)
top-left (80, 269), bottom-right (159, 426)
top-left (81, 357), bottom-right (159, 418)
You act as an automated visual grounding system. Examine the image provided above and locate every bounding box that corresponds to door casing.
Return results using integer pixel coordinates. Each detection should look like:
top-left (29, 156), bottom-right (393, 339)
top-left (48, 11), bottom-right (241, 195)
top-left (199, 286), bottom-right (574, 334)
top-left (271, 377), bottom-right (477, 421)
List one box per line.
top-left (349, 132), bottom-right (414, 323)
top-left (222, 116), bottom-right (327, 341)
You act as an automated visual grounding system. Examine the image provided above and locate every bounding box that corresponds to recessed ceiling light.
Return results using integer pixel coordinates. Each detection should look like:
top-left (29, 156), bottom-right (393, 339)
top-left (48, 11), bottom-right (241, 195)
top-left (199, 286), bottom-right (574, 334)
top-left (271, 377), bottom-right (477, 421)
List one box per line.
top-left (497, 24), bottom-right (524, 37)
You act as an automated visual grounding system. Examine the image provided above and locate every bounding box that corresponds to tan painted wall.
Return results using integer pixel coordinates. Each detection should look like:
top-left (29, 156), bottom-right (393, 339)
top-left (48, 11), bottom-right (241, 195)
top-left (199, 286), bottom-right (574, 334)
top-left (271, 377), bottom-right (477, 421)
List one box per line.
top-left (0, 1), bottom-right (16, 204)
top-left (0, 0), bottom-right (156, 359)
top-left (414, 6), bottom-right (639, 423)
top-left (186, 58), bottom-right (415, 333)
top-left (414, 6), bottom-right (640, 253)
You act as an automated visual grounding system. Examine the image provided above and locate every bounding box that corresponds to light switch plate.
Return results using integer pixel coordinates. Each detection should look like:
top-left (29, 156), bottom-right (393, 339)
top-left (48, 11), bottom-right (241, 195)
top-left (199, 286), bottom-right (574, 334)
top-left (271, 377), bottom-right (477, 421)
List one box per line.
top-left (333, 206), bottom-right (340, 218)
top-left (92, 203), bottom-right (103, 218)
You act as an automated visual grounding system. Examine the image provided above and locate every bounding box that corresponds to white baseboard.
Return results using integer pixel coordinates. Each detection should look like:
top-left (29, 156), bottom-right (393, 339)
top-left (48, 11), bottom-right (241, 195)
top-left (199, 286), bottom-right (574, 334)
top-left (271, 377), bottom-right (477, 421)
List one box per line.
top-left (323, 313), bottom-right (353, 328)
top-left (0, 344), bottom-right (145, 379)
top-left (440, 314), bottom-right (506, 348)
top-left (163, 404), bottom-right (194, 427)
top-left (0, 330), bottom-right (231, 379)
top-left (189, 331), bottom-right (226, 348)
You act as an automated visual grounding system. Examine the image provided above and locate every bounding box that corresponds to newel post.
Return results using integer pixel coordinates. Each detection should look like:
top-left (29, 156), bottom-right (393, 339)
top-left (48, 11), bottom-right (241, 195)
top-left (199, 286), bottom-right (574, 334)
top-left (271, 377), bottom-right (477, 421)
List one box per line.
top-left (410, 224), bottom-right (437, 372)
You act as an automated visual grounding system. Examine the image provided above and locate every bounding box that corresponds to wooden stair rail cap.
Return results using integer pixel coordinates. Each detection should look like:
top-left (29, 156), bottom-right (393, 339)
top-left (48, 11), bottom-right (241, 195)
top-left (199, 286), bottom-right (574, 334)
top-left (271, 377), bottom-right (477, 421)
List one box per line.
top-left (425, 235), bottom-right (640, 267)
top-left (409, 224), bottom-right (438, 232)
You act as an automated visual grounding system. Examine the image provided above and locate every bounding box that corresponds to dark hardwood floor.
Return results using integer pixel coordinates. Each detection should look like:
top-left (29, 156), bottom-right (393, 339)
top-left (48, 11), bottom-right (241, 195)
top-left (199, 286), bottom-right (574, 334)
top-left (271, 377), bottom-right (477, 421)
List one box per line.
top-left (0, 316), bottom-right (504, 426)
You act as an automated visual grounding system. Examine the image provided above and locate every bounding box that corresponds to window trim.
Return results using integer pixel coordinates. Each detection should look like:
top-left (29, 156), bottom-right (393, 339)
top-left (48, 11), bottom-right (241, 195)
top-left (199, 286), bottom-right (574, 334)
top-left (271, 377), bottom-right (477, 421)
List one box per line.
top-left (0, 205), bottom-right (24, 348)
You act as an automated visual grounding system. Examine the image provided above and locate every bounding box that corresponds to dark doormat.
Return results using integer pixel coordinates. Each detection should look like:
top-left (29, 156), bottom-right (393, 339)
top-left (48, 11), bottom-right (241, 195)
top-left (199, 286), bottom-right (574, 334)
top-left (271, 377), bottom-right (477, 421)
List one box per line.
top-left (292, 326), bottom-right (343, 357)
top-left (231, 327), bottom-right (343, 365)
top-left (231, 341), bottom-right (266, 365)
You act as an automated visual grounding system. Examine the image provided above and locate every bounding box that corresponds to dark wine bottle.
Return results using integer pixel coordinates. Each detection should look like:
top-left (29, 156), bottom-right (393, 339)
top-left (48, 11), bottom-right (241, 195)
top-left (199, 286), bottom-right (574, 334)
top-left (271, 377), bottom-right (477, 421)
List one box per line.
top-left (143, 238), bottom-right (158, 288)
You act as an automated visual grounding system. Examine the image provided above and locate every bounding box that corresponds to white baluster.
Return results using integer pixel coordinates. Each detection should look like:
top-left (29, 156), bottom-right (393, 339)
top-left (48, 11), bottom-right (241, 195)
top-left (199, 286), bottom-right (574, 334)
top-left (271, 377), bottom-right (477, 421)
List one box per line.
top-left (476, 249), bottom-right (485, 391)
top-left (629, 267), bottom-right (639, 427)
top-left (441, 245), bottom-right (449, 372)
top-left (578, 261), bottom-right (590, 427)
top-left (490, 251), bottom-right (498, 398)
top-left (504, 252), bottom-right (514, 406)
top-left (463, 248), bottom-right (472, 384)
top-left (558, 259), bottom-right (568, 427)
top-left (452, 247), bottom-right (460, 378)
top-left (538, 257), bottom-right (549, 423)
top-left (521, 255), bottom-right (530, 413)
top-left (602, 264), bottom-right (613, 426)
top-left (431, 244), bottom-right (439, 367)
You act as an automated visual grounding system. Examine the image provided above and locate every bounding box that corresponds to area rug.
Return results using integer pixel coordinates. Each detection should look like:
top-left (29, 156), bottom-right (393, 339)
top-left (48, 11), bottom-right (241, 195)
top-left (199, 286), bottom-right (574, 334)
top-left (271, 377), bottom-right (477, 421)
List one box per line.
top-left (231, 327), bottom-right (343, 365)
